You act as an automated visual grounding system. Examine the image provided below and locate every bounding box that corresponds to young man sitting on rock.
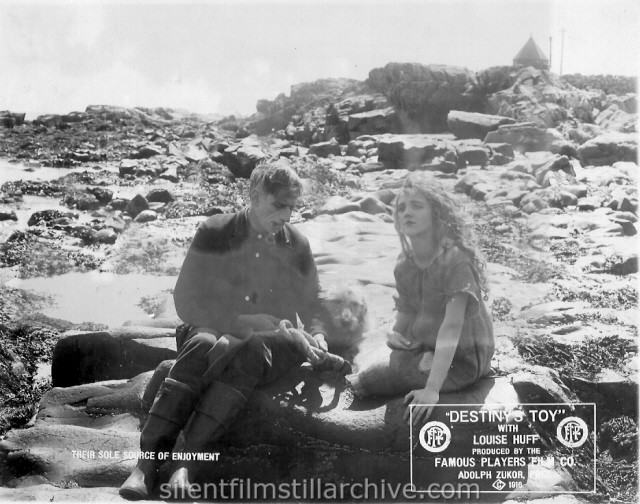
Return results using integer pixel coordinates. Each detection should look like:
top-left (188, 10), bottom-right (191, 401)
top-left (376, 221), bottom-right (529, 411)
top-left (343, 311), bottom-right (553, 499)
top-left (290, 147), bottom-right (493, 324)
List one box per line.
top-left (119, 162), bottom-right (331, 500)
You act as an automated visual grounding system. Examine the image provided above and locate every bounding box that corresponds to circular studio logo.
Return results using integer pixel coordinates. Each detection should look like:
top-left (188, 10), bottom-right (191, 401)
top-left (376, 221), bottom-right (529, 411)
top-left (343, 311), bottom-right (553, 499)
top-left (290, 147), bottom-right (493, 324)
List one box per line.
top-left (419, 421), bottom-right (451, 453)
top-left (556, 416), bottom-right (589, 448)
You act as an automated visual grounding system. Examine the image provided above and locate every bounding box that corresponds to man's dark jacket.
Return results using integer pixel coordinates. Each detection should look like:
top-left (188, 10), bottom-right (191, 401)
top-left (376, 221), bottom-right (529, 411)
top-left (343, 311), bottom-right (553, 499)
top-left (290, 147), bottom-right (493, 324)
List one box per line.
top-left (174, 208), bottom-right (323, 336)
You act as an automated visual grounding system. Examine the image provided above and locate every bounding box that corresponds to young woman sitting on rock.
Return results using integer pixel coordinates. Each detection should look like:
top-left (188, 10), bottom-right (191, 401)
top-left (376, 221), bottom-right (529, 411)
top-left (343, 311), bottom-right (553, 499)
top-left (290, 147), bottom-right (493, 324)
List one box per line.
top-left (347, 172), bottom-right (495, 426)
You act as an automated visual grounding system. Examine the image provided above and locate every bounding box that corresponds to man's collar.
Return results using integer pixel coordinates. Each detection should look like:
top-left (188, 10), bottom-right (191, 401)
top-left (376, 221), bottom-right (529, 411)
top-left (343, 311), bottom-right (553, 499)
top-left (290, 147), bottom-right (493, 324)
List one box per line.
top-left (230, 207), bottom-right (292, 248)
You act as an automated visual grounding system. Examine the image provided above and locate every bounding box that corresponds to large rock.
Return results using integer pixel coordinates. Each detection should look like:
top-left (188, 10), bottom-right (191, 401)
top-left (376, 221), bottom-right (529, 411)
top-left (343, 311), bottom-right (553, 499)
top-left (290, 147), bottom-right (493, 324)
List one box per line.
top-left (533, 155), bottom-right (575, 187)
top-left (484, 122), bottom-right (556, 152)
top-left (377, 135), bottom-right (450, 169)
top-left (576, 132), bottom-right (638, 166)
top-left (0, 363), bottom-right (535, 492)
top-left (222, 142), bottom-right (269, 178)
top-left (0, 110), bottom-right (26, 128)
top-left (347, 107), bottom-right (400, 138)
top-left (447, 110), bottom-right (515, 139)
top-left (486, 66), bottom-right (602, 127)
top-left (123, 194), bottom-right (149, 218)
top-left (308, 138), bottom-right (341, 158)
top-left (594, 104), bottom-right (637, 133)
top-left (368, 63), bottom-right (476, 132)
top-left (51, 327), bottom-right (177, 387)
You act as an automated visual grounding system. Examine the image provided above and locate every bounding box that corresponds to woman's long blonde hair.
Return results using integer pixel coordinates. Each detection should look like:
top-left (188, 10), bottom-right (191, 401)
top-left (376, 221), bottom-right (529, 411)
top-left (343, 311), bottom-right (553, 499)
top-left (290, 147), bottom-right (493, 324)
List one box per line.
top-left (393, 172), bottom-right (489, 294)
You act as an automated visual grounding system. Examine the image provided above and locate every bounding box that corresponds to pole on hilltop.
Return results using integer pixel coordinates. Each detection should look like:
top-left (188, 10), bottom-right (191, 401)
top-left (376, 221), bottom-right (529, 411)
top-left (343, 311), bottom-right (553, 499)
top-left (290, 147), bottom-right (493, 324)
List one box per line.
top-left (560, 29), bottom-right (566, 76)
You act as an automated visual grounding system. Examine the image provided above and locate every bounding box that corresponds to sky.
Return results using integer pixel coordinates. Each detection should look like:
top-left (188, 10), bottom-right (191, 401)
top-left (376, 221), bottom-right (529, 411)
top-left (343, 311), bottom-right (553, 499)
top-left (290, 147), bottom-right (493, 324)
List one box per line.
top-left (0, 0), bottom-right (638, 119)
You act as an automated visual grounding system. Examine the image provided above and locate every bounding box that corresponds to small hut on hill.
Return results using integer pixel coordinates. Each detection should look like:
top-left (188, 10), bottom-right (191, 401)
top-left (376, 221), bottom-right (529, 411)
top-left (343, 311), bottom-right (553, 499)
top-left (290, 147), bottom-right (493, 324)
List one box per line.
top-left (513, 35), bottom-right (549, 70)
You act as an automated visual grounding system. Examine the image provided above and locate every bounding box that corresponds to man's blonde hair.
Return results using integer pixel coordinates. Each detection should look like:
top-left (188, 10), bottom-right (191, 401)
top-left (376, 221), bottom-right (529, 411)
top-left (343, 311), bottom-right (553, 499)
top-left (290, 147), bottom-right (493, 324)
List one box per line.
top-left (249, 162), bottom-right (302, 196)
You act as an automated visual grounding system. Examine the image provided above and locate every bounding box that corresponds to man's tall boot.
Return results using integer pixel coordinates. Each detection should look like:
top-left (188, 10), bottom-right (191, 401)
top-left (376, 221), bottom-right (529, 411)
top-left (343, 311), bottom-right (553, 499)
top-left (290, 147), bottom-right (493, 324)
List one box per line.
top-left (166, 381), bottom-right (247, 499)
top-left (119, 378), bottom-right (196, 500)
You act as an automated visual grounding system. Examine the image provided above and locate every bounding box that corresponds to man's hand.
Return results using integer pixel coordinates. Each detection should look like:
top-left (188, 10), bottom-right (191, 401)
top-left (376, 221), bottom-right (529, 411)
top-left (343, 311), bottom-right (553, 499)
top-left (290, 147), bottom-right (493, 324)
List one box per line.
top-left (233, 314), bottom-right (280, 338)
top-left (403, 388), bottom-right (439, 426)
top-left (313, 333), bottom-right (328, 352)
top-left (278, 321), bottom-right (324, 365)
top-left (387, 329), bottom-right (422, 350)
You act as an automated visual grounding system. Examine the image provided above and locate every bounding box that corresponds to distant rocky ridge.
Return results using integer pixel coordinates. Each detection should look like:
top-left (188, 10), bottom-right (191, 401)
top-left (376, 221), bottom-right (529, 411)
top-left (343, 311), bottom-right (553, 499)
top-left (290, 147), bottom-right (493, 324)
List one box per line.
top-left (247, 63), bottom-right (637, 146)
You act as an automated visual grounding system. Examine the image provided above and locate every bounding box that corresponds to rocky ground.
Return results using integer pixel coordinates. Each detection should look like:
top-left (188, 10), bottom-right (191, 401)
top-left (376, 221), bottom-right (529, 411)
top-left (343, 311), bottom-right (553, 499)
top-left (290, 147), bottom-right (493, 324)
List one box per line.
top-left (0, 64), bottom-right (637, 502)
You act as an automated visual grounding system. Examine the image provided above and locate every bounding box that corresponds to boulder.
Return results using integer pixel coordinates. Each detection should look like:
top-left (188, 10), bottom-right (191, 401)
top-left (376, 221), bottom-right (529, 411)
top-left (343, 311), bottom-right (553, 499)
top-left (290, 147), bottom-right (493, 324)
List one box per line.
top-left (159, 164), bottom-right (179, 182)
top-left (469, 182), bottom-right (495, 201)
top-left (453, 172), bottom-right (485, 194)
top-left (446, 110), bottom-right (515, 139)
top-left (87, 187), bottom-right (114, 205)
top-left (520, 190), bottom-right (550, 214)
top-left (0, 210), bottom-right (18, 221)
top-left (456, 145), bottom-right (489, 166)
top-left (222, 143), bottom-right (268, 178)
top-left (133, 210), bottom-right (158, 223)
top-left (184, 143), bottom-right (210, 162)
top-left (533, 155), bottom-right (575, 187)
top-left (594, 104), bottom-right (637, 133)
top-left (33, 114), bottom-right (62, 127)
top-left (146, 189), bottom-right (174, 203)
top-left (487, 142), bottom-right (515, 159)
top-left (51, 327), bottom-right (177, 387)
top-left (27, 209), bottom-right (77, 227)
top-left (308, 138), bottom-right (341, 158)
top-left (485, 66), bottom-right (601, 127)
top-left (347, 107), bottom-right (399, 137)
top-left (367, 63), bottom-right (476, 131)
top-left (0, 110), bottom-right (26, 128)
top-left (119, 159), bottom-right (139, 177)
top-left (484, 123), bottom-right (556, 152)
top-left (95, 228), bottom-right (118, 244)
top-left (563, 369), bottom-right (638, 417)
top-left (577, 132), bottom-right (638, 166)
top-left (356, 161), bottom-right (386, 173)
top-left (124, 194), bottom-right (150, 218)
top-left (133, 144), bottom-right (164, 159)
top-left (377, 135), bottom-right (449, 170)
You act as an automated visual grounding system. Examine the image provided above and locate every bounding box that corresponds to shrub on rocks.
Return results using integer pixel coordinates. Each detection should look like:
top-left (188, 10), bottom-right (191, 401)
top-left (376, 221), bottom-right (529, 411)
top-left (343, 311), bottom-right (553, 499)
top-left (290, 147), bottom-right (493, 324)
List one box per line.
top-left (87, 187), bottom-right (113, 205)
top-left (27, 210), bottom-right (77, 227)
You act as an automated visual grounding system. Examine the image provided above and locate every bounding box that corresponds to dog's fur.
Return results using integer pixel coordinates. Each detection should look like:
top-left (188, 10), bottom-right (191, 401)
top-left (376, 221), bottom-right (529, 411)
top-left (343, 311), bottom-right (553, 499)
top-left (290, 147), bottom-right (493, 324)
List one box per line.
top-left (315, 284), bottom-right (369, 357)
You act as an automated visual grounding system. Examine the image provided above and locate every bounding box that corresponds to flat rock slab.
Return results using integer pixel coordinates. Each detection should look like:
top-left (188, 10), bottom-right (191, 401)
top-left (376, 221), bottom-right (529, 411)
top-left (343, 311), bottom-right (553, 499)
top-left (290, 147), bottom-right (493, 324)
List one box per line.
top-left (1, 362), bottom-right (524, 488)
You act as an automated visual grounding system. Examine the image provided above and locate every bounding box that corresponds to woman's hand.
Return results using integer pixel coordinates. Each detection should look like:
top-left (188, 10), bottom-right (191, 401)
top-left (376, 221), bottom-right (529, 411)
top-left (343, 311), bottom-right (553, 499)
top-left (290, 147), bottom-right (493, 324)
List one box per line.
top-left (387, 329), bottom-right (422, 350)
top-left (403, 388), bottom-right (440, 426)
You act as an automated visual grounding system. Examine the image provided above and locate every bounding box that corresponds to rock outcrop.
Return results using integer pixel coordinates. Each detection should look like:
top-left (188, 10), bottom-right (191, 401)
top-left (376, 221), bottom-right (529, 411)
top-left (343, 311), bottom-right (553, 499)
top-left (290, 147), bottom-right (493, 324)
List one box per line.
top-left (447, 110), bottom-right (516, 140)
